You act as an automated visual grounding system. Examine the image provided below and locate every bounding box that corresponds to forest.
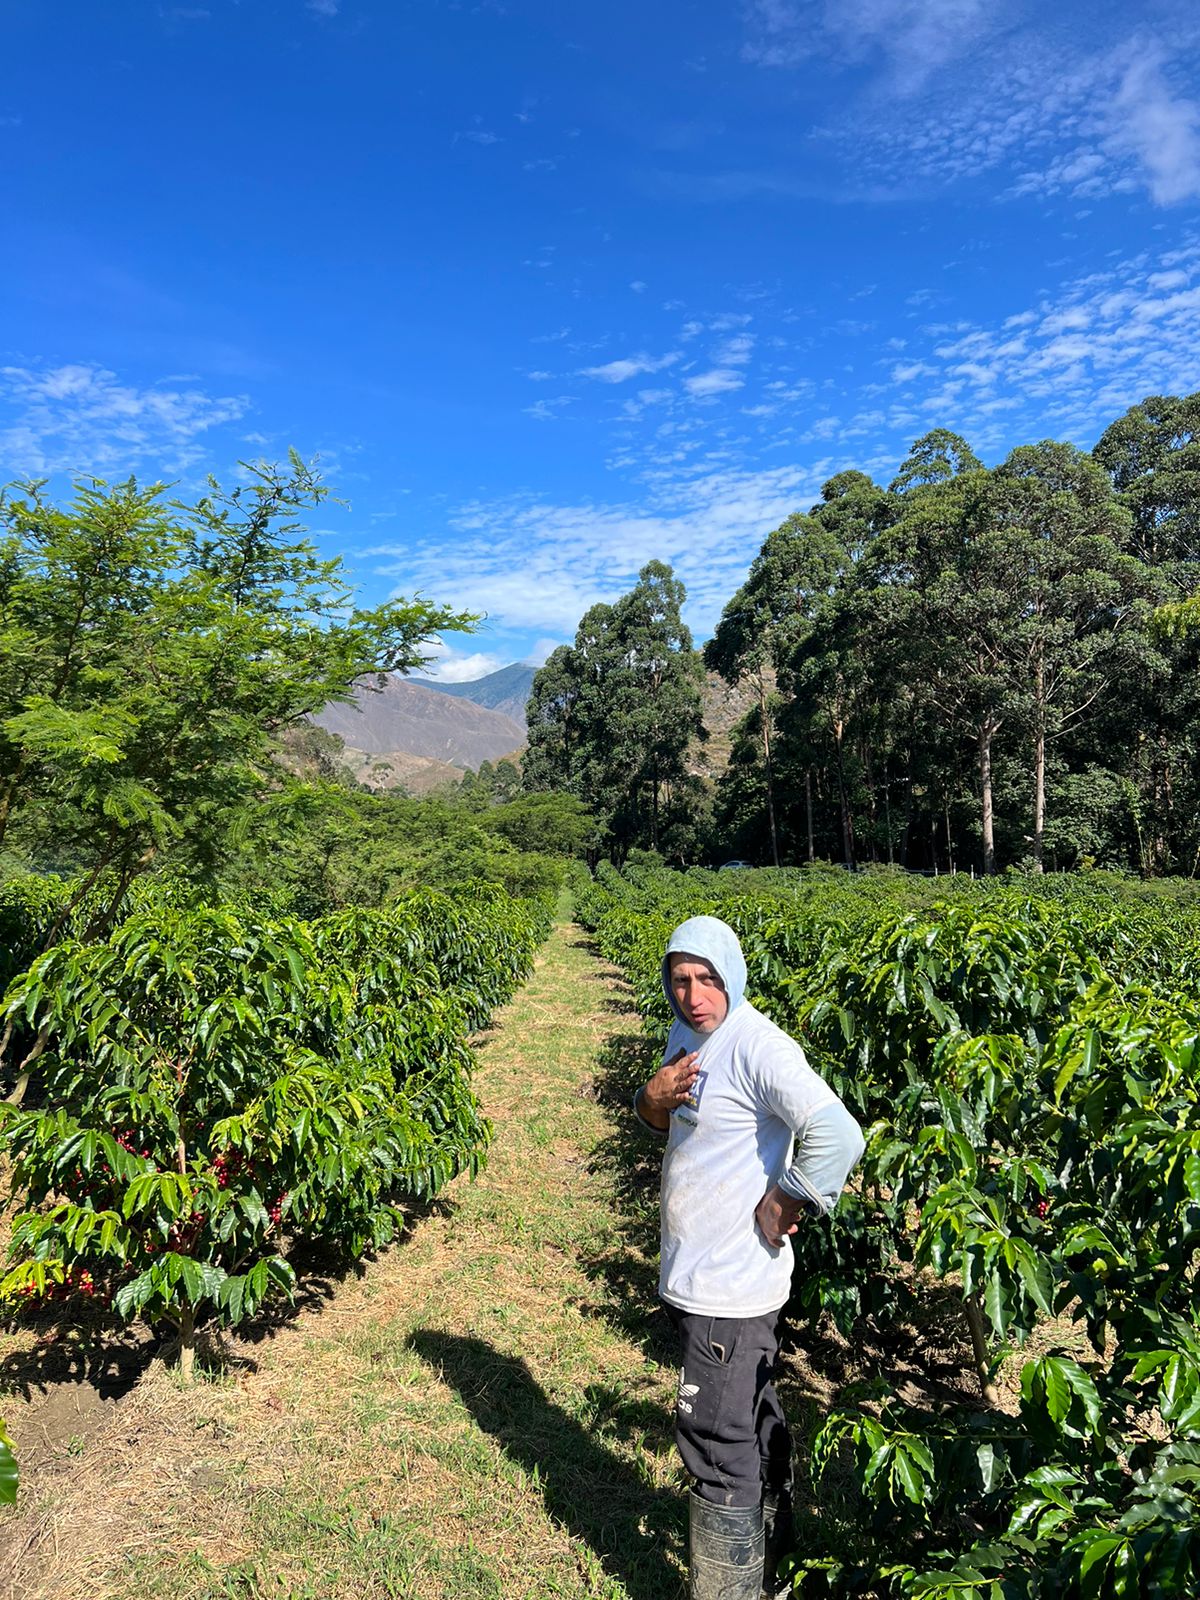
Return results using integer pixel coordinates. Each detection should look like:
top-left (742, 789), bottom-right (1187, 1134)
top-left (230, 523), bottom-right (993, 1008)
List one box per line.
top-left (525, 392), bottom-right (1200, 879)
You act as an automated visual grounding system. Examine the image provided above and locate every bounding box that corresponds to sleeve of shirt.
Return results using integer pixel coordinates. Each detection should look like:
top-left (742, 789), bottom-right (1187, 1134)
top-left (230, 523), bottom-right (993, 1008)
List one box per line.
top-left (753, 1034), bottom-right (866, 1215)
top-left (776, 1099), bottom-right (866, 1215)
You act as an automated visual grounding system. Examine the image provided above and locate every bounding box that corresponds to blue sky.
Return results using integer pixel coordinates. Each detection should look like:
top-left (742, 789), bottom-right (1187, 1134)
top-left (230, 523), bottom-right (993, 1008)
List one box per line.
top-left (4, 1), bottom-right (1200, 679)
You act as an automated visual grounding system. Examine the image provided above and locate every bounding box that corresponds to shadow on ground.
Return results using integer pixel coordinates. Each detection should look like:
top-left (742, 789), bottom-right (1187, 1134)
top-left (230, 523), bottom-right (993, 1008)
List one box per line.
top-left (411, 1330), bottom-right (684, 1600)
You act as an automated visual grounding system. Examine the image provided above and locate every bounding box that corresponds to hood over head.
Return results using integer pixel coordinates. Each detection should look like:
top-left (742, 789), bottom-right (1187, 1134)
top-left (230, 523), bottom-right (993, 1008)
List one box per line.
top-left (661, 915), bottom-right (747, 1031)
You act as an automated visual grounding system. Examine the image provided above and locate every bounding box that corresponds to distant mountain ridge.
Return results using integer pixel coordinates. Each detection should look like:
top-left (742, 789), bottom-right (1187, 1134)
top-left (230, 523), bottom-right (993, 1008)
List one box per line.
top-left (411, 661), bottom-right (537, 725)
top-left (311, 674), bottom-right (526, 781)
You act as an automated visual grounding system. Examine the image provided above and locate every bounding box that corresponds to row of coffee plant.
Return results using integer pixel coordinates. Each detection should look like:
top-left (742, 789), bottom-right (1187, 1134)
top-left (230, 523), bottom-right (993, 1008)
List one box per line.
top-left (579, 863), bottom-right (1200, 1600)
top-left (0, 876), bottom-right (553, 1379)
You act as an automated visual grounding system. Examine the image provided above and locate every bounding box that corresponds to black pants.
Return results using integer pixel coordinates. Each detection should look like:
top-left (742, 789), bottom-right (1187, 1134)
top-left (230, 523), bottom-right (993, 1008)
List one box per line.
top-left (663, 1302), bottom-right (792, 1508)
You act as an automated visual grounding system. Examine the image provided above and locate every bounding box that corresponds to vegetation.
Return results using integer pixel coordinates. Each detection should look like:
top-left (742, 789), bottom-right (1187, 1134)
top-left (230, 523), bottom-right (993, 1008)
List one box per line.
top-left (579, 861), bottom-right (1200, 1597)
top-left (0, 461), bottom-right (566, 1390)
top-left (0, 459), bottom-right (475, 932)
top-left (0, 881), bottom-right (550, 1378)
top-left (526, 393), bottom-right (1200, 877)
top-left (525, 560), bottom-right (707, 862)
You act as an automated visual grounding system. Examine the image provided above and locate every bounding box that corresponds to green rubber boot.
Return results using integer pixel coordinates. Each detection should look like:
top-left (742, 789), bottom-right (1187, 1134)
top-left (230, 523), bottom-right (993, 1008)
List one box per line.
top-left (688, 1492), bottom-right (765, 1600)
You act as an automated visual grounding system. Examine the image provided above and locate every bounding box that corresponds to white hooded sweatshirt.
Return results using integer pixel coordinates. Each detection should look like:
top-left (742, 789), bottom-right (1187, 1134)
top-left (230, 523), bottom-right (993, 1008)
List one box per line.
top-left (642, 915), bottom-right (865, 1318)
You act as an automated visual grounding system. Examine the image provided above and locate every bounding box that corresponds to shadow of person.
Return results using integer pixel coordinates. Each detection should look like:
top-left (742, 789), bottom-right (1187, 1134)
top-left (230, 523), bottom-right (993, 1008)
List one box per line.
top-left (409, 1331), bottom-right (685, 1600)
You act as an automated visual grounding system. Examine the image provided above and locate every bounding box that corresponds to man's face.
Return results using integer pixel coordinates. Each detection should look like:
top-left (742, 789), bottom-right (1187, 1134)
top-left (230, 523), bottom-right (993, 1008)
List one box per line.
top-left (669, 953), bottom-right (729, 1034)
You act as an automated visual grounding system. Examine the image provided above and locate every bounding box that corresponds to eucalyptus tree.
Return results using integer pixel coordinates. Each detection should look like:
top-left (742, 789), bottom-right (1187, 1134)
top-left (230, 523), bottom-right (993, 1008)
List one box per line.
top-left (1094, 394), bottom-right (1200, 872)
top-left (706, 512), bottom-right (848, 863)
top-left (989, 441), bottom-right (1150, 870)
top-left (524, 562), bottom-right (704, 858)
top-left (868, 432), bottom-right (1017, 873)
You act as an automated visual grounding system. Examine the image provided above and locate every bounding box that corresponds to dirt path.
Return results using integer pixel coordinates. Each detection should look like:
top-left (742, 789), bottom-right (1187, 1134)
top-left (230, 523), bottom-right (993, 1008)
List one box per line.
top-left (0, 925), bottom-right (693, 1600)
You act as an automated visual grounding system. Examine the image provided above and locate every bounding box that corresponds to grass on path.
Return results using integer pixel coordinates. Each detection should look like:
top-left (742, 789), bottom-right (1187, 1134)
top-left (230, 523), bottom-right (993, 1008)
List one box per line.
top-left (1, 922), bottom-right (692, 1600)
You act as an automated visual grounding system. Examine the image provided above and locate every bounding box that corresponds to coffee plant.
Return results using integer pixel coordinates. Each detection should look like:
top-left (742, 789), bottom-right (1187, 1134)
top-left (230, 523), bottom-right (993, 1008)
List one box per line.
top-left (579, 862), bottom-right (1200, 1598)
top-left (0, 882), bottom-right (548, 1378)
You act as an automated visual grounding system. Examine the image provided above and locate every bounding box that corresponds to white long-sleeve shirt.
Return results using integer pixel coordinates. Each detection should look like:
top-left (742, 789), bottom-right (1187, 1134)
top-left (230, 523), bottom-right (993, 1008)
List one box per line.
top-left (645, 1000), bottom-right (865, 1317)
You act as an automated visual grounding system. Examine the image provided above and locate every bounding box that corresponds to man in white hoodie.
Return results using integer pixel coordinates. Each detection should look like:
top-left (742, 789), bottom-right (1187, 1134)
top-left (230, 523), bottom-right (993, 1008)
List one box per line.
top-left (634, 915), bottom-right (865, 1600)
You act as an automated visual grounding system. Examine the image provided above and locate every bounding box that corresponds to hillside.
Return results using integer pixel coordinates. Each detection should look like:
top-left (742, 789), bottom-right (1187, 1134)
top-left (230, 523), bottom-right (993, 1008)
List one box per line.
top-left (312, 675), bottom-right (526, 772)
top-left (689, 668), bottom-right (765, 780)
top-left (411, 662), bottom-right (537, 725)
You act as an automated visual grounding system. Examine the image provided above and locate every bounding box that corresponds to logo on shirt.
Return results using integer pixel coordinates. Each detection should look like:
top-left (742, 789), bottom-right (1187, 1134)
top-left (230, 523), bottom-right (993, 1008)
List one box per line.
top-left (673, 1068), bottom-right (708, 1127)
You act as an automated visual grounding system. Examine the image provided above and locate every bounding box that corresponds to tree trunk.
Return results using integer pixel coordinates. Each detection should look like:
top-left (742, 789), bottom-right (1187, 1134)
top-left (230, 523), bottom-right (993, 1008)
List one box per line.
top-left (863, 740), bottom-right (878, 862)
top-left (1032, 645), bottom-right (1046, 873)
top-left (177, 1306), bottom-right (197, 1384)
top-left (805, 769), bottom-right (814, 863)
top-left (964, 1293), bottom-right (999, 1406)
top-left (833, 721), bottom-right (855, 869)
top-left (884, 768), bottom-right (894, 865)
top-left (979, 720), bottom-right (997, 875)
top-left (758, 676), bottom-right (780, 868)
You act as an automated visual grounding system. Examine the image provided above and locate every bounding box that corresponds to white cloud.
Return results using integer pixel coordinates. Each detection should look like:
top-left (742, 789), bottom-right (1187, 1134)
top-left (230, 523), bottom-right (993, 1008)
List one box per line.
top-left (524, 395), bottom-right (575, 421)
top-left (306, 0), bottom-right (338, 15)
top-left (743, 0), bottom-right (999, 92)
top-left (421, 644), bottom-right (510, 683)
top-left (1109, 41), bottom-right (1200, 205)
top-left (882, 239), bottom-right (1200, 452)
top-left (0, 363), bottom-right (250, 477)
top-left (630, 279), bottom-right (648, 293)
top-left (747, 5), bottom-right (1200, 209)
top-left (685, 369), bottom-right (746, 397)
top-left (580, 351), bottom-right (681, 383)
top-left (715, 333), bottom-right (755, 365)
top-left (372, 462), bottom-right (830, 641)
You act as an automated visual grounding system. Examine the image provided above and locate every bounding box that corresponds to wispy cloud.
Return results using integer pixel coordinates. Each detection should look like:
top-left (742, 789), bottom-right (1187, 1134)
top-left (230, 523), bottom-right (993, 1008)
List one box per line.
top-left (743, 0), bottom-right (1000, 92)
top-left (523, 395), bottom-right (576, 421)
top-left (0, 363), bottom-right (250, 477)
top-left (742, 3), bottom-right (1200, 208)
top-left (884, 238), bottom-right (1200, 450)
top-left (580, 351), bottom-right (681, 383)
top-left (371, 462), bottom-right (830, 641)
top-left (685, 368), bottom-right (746, 397)
top-left (306, 0), bottom-right (338, 16)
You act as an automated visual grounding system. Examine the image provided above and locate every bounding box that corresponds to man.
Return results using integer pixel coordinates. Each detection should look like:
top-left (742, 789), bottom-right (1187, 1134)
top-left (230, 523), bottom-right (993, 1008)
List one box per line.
top-left (634, 915), bottom-right (865, 1600)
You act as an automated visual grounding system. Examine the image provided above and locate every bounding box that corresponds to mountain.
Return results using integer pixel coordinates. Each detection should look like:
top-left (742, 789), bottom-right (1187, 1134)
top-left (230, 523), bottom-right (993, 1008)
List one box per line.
top-left (411, 661), bottom-right (537, 725)
top-left (311, 675), bottom-right (526, 775)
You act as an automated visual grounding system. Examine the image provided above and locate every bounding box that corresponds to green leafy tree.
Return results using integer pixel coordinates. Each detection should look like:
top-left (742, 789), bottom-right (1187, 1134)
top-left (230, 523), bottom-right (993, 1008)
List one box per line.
top-left (524, 562), bottom-right (704, 858)
top-left (989, 442), bottom-right (1152, 870)
top-left (707, 510), bottom-right (852, 864)
top-left (0, 459), bottom-right (473, 928)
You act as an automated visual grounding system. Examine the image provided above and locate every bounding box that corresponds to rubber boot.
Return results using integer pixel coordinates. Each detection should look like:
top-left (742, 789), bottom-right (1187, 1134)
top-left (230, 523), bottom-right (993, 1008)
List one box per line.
top-left (688, 1491), bottom-right (765, 1600)
top-left (760, 1487), bottom-right (795, 1599)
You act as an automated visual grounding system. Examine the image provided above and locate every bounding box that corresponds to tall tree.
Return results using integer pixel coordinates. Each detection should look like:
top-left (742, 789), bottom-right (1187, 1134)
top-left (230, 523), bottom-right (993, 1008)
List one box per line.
top-left (869, 432), bottom-right (1016, 873)
top-left (706, 512), bottom-right (849, 864)
top-left (523, 562), bottom-right (704, 858)
top-left (989, 441), bottom-right (1150, 870)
